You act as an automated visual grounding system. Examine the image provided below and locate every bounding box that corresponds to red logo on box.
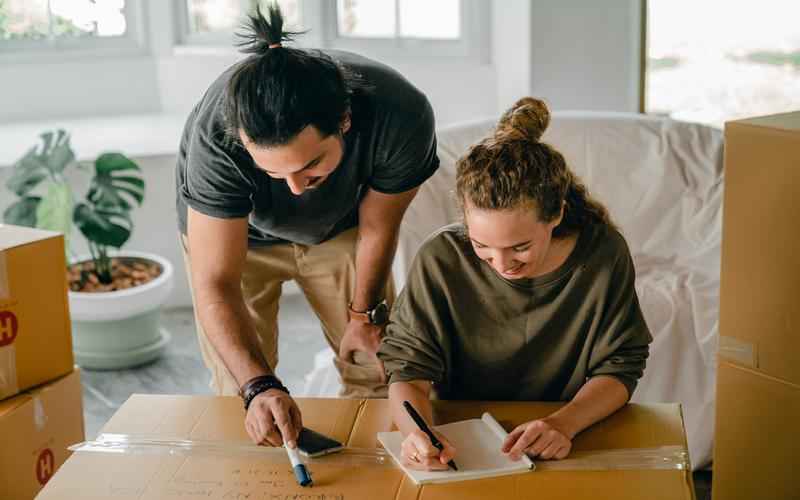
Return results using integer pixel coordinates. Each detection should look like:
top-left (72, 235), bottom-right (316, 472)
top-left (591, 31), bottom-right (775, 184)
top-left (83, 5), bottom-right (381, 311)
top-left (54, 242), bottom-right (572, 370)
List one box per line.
top-left (36, 448), bottom-right (55, 485)
top-left (0, 310), bottom-right (18, 347)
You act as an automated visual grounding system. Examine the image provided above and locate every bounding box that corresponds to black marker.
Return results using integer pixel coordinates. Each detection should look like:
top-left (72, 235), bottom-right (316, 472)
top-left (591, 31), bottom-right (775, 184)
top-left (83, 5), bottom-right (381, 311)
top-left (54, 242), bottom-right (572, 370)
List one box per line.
top-left (402, 400), bottom-right (458, 471)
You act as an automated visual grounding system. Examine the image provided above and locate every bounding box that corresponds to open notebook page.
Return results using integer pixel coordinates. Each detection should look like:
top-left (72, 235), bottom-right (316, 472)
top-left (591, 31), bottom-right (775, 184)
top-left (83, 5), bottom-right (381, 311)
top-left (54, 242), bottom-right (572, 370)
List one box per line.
top-left (378, 412), bottom-right (535, 485)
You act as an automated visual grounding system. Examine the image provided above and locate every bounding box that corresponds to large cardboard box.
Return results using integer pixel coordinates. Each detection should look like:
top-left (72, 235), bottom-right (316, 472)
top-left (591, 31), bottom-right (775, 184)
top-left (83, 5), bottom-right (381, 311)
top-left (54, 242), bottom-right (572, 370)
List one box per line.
top-left (38, 396), bottom-right (694, 500)
top-left (713, 112), bottom-right (800, 500)
top-left (718, 112), bottom-right (800, 384)
top-left (712, 361), bottom-right (799, 500)
top-left (0, 369), bottom-right (84, 500)
top-left (0, 225), bottom-right (74, 400)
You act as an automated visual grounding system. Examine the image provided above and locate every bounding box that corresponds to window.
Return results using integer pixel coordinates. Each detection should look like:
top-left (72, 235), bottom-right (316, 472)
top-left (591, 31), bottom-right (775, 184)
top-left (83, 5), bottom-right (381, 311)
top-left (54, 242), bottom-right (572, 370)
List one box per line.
top-left (645, 0), bottom-right (800, 128)
top-left (336, 0), bottom-right (460, 40)
top-left (179, 0), bottom-right (486, 61)
top-left (180, 0), bottom-right (302, 45)
top-left (0, 0), bottom-right (142, 52)
top-left (327, 0), bottom-right (487, 60)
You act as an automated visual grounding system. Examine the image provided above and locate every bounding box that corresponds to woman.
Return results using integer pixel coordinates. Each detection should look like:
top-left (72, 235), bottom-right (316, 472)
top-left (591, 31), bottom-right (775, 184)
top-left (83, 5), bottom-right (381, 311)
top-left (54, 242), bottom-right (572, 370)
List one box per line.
top-left (378, 97), bottom-right (652, 471)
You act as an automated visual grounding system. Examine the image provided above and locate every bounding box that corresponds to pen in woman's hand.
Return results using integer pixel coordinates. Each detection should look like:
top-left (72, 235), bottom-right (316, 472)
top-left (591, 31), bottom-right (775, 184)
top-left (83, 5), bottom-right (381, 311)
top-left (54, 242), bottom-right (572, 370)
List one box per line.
top-left (402, 400), bottom-right (458, 471)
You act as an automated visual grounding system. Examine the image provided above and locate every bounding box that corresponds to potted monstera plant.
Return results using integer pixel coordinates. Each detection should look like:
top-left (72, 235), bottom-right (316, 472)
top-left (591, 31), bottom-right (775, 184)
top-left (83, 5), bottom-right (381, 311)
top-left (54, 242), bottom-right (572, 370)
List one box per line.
top-left (3, 130), bottom-right (174, 369)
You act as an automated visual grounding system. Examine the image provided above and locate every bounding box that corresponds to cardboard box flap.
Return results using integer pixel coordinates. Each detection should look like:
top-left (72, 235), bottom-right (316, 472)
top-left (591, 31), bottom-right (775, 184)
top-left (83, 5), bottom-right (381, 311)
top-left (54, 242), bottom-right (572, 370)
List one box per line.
top-left (414, 470), bottom-right (692, 500)
top-left (0, 224), bottom-right (61, 250)
top-left (0, 369), bottom-right (77, 417)
top-left (729, 111), bottom-right (800, 132)
top-left (0, 388), bottom-right (31, 416)
top-left (713, 361), bottom-right (800, 500)
top-left (720, 111), bottom-right (800, 384)
top-left (1, 370), bottom-right (83, 500)
top-left (101, 394), bottom-right (362, 446)
top-left (349, 400), bottom-right (693, 500)
top-left (39, 396), bottom-right (391, 500)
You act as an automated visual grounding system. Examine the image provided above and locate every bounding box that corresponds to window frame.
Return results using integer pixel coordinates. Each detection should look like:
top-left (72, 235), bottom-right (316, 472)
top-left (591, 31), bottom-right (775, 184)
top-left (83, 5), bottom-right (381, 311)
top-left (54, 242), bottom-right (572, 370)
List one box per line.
top-left (319, 0), bottom-right (488, 62)
top-left (176, 0), bottom-right (308, 47)
top-left (0, 0), bottom-right (148, 60)
top-left (176, 0), bottom-right (489, 63)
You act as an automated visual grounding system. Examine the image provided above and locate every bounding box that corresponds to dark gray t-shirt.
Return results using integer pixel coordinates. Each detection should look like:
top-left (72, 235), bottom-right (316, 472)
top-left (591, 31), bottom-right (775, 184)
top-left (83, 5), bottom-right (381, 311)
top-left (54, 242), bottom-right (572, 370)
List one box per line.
top-left (175, 50), bottom-right (439, 246)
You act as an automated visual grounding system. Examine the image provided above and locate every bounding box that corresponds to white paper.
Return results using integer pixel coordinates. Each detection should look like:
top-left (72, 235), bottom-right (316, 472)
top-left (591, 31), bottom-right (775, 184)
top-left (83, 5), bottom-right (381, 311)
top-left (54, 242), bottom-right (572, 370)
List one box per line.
top-left (377, 412), bottom-right (534, 485)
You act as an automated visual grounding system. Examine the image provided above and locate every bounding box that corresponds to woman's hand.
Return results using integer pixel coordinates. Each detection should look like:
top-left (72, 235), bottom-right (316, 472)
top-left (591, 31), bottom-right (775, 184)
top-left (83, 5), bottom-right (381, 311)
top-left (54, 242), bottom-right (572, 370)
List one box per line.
top-left (400, 429), bottom-right (457, 471)
top-left (502, 418), bottom-right (572, 460)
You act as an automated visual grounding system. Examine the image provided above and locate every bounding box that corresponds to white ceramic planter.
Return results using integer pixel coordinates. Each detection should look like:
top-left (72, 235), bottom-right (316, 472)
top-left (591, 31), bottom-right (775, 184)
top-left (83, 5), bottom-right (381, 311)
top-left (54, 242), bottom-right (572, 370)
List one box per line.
top-left (69, 251), bottom-right (174, 370)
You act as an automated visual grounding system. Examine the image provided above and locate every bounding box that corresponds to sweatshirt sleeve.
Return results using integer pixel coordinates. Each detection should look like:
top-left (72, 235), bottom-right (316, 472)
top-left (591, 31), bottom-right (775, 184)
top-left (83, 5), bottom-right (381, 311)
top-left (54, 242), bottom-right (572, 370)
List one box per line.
top-left (378, 242), bottom-right (449, 386)
top-left (587, 242), bottom-right (652, 399)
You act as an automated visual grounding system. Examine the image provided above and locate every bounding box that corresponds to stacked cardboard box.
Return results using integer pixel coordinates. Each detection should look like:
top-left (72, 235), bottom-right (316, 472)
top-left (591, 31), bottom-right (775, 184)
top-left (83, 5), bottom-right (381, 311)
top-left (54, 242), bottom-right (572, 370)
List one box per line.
top-left (37, 395), bottom-right (695, 499)
top-left (0, 225), bottom-right (84, 499)
top-left (714, 112), bottom-right (800, 500)
top-left (0, 370), bottom-right (84, 499)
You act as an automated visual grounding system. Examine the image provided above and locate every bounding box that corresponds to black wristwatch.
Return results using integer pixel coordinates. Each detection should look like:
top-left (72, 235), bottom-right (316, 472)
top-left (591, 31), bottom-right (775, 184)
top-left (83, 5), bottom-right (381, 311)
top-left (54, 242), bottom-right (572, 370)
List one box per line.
top-left (240, 375), bottom-right (290, 411)
top-left (348, 300), bottom-right (390, 326)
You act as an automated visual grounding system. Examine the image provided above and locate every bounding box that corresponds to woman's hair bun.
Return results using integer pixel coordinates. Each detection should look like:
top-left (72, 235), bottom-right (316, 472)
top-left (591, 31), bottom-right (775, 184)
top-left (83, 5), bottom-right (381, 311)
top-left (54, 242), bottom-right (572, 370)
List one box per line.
top-left (496, 97), bottom-right (551, 142)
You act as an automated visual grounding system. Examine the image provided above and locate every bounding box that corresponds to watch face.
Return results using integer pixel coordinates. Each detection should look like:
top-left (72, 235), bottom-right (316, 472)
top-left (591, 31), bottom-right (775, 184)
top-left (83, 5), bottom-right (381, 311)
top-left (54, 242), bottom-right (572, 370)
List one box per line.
top-left (370, 302), bottom-right (389, 325)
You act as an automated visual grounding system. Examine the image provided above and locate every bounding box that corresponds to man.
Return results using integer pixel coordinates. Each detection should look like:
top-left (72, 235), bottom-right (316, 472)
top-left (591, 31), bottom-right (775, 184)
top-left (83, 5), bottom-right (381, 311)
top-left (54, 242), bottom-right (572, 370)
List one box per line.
top-left (176, 5), bottom-right (438, 449)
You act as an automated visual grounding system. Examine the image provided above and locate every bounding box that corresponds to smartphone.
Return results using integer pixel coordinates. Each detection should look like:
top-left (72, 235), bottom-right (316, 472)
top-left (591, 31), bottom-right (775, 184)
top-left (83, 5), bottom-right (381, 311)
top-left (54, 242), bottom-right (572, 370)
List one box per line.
top-left (297, 427), bottom-right (344, 458)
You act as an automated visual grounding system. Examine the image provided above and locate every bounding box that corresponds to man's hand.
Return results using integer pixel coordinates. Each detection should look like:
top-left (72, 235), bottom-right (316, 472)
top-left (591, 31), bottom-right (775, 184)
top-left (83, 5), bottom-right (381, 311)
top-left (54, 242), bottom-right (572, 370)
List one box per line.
top-left (245, 389), bottom-right (302, 447)
top-left (502, 417), bottom-right (572, 461)
top-left (401, 429), bottom-right (456, 471)
top-left (338, 319), bottom-right (386, 383)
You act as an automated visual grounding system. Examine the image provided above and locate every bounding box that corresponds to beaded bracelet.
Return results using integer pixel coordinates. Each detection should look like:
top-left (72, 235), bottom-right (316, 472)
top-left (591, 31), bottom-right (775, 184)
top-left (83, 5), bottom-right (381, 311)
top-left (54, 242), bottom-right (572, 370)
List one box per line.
top-left (240, 375), bottom-right (290, 411)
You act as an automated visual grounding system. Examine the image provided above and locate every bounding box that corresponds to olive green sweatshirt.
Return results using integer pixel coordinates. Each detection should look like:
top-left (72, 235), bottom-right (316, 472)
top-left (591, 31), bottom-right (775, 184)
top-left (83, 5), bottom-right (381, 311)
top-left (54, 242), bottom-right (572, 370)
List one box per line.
top-left (378, 222), bottom-right (651, 401)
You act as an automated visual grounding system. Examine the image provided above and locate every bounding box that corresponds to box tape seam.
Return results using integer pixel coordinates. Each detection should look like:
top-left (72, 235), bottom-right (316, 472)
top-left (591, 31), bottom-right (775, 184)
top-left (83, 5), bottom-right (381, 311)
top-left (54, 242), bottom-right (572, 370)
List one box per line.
top-left (33, 395), bottom-right (48, 431)
top-left (718, 335), bottom-right (757, 368)
top-left (345, 399), bottom-right (369, 447)
top-left (69, 435), bottom-right (689, 471)
top-left (0, 344), bottom-right (19, 399)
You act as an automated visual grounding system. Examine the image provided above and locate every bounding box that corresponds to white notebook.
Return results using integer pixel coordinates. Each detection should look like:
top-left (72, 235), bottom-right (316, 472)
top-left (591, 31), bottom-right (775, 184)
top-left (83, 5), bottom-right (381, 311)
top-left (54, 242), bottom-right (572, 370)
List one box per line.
top-left (377, 412), bottom-right (535, 485)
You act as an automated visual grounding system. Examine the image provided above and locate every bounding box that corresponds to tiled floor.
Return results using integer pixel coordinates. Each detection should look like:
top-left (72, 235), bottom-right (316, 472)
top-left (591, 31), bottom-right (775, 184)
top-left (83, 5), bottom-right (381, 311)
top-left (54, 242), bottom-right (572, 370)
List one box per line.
top-left (78, 293), bottom-right (712, 499)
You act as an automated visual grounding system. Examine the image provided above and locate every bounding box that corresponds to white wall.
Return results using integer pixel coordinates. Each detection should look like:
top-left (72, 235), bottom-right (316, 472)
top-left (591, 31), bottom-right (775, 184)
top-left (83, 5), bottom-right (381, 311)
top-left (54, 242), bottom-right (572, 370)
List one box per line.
top-left (0, 56), bottom-right (162, 122)
top-left (529, 0), bottom-right (643, 112)
top-left (493, 0), bottom-right (534, 112)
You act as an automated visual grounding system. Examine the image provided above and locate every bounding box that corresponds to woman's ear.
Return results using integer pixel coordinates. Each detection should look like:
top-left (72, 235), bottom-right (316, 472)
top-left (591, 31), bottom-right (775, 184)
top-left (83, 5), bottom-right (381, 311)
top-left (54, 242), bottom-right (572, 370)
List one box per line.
top-left (549, 201), bottom-right (566, 230)
top-left (340, 111), bottom-right (352, 134)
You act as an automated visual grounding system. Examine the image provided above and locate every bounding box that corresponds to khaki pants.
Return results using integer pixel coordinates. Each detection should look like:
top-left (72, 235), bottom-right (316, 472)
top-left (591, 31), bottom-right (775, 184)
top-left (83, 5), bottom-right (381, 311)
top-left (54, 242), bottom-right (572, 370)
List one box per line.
top-left (181, 227), bottom-right (394, 398)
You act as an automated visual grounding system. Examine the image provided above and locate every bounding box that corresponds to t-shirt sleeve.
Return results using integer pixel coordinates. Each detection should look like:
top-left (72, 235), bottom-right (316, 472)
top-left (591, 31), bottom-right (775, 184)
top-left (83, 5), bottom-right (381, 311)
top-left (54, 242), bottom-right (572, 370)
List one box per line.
top-left (368, 96), bottom-right (440, 194)
top-left (378, 246), bottom-right (447, 385)
top-left (180, 121), bottom-right (255, 220)
top-left (587, 243), bottom-right (653, 400)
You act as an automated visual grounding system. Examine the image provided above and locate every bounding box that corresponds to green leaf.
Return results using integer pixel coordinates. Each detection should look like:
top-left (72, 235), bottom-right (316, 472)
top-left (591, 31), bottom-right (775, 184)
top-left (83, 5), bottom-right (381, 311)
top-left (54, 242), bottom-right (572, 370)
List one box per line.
top-left (2, 197), bottom-right (41, 227)
top-left (45, 130), bottom-right (75, 175)
top-left (7, 165), bottom-right (48, 196)
top-left (7, 147), bottom-right (49, 196)
top-left (35, 183), bottom-right (73, 241)
top-left (112, 184), bottom-right (145, 205)
top-left (6, 130), bottom-right (75, 195)
top-left (111, 175), bottom-right (146, 191)
top-left (95, 153), bottom-right (141, 173)
top-left (88, 153), bottom-right (145, 210)
top-left (73, 202), bottom-right (132, 248)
